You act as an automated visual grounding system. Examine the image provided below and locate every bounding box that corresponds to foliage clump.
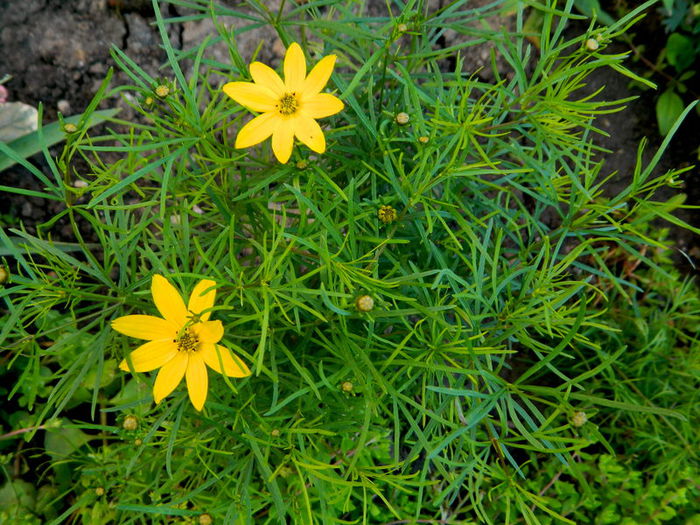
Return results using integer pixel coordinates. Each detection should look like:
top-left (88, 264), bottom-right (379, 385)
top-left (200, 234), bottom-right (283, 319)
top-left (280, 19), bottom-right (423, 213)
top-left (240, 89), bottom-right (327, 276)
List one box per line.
top-left (1, 0), bottom-right (698, 523)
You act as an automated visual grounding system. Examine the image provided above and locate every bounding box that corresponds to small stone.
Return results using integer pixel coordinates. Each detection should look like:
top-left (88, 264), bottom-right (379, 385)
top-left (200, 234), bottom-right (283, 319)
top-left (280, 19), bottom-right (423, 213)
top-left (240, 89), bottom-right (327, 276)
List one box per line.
top-left (57, 99), bottom-right (71, 114)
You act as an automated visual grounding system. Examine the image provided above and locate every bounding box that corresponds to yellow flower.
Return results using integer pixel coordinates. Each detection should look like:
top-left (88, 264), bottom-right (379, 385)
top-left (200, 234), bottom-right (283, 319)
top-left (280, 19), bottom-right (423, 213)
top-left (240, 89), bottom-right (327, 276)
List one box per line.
top-left (223, 42), bottom-right (344, 164)
top-left (112, 274), bottom-right (251, 411)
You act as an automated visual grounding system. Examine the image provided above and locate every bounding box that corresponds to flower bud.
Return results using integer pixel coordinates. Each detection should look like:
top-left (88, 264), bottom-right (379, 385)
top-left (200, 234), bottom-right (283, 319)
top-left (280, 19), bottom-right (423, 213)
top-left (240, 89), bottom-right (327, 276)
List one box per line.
top-left (0, 266), bottom-right (8, 285)
top-left (572, 411), bottom-right (587, 427)
top-left (155, 84), bottom-right (170, 98)
top-left (585, 38), bottom-right (599, 51)
top-left (122, 415), bottom-right (138, 431)
top-left (270, 429), bottom-right (280, 438)
top-left (199, 514), bottom-right (213, 525)
top-left (377, 205), bottom-right (397, 224)
top-left (395, 112), bottom-right (409, 125)
top-left (418, 135), bottom-right (429, 143)
top-left (95, 487), bottom-right (105, 496)
top-left (355, 295), bottom-right (374, 312)
top-left (63, 123), bottom-right (78, 134)
top-left (341, 381), bottom-right (353, 392)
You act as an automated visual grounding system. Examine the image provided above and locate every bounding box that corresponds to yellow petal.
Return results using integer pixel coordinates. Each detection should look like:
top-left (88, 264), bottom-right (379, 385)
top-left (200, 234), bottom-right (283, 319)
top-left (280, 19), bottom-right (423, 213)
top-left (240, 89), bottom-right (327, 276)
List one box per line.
top-left (235, 112), bottom-right (277, 149)
top-left (271, 120), bottom-right (295, 164)
top-left (186, 352), bottom-right (208, 411)
top-left (250, 62), bottom-right (285, 96)
top-left (111, 315), bottom-right (177, 340)
top-left (151, 275), bottom-right (188, 326)
top-left (302, 54), bottom-right (336, 97)
top-left (222, 81), bottom-right (277, 112)
top-left (301, 93), bottom-right (344, 119)
top-left (294, 113), bottom-right (326, 154)
top-left (187, 279), bottom-right (216, 321)
top-left (193, 320), bottom-right (224, 344)
top-left (202, 343), bottom-right (251, 377)
top-left (283, 42), bottom-right (306, 93)
top-left (119, 339), bottom-right (178, 372)
top-left (153, 351), bottom-right (188, 404)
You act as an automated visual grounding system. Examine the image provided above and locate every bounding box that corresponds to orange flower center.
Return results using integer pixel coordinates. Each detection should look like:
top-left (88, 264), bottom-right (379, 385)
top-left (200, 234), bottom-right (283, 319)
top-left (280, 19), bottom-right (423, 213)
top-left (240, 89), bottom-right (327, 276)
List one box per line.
top-left (278, 93), bottom-right (298, 116)
top-left (175, 330), bottom-right (200, 352)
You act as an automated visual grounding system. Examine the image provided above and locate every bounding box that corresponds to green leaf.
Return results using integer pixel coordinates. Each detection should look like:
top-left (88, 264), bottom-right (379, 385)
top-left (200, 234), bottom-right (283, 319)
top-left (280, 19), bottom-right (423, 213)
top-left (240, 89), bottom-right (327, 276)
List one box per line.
top-left (656, 89), bottom-right (685, 136)
top-left (666, 33), bottom-right (694, 72)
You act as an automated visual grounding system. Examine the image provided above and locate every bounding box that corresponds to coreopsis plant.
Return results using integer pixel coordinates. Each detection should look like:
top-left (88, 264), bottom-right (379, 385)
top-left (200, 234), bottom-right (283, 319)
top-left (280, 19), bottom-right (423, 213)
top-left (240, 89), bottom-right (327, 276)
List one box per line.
top-left (223, 42), bottom-right (344, 163)
top-left (112, 274), bottom-right (250, 411)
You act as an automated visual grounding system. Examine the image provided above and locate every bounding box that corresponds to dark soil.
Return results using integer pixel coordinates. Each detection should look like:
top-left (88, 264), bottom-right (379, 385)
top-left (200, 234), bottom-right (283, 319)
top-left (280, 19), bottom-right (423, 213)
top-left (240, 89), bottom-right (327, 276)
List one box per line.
top-left (1, 0), bottom-right (699, 272)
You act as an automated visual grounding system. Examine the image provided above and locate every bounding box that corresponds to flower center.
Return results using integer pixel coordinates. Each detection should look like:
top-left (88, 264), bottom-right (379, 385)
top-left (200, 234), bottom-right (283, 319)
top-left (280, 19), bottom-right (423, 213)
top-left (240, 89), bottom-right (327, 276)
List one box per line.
top-left (278, 93), bottom-right (298, 116)
top-left (175, 330), bottom-right (199, 352)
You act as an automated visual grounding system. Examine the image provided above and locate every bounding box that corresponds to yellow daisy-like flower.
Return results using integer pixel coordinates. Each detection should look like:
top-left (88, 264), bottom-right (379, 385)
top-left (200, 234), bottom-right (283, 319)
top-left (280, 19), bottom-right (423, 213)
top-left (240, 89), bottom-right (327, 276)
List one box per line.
top-left (112, 274), bottom-right (251, 411)
top-left (223, 42), bottom-right (344, 164)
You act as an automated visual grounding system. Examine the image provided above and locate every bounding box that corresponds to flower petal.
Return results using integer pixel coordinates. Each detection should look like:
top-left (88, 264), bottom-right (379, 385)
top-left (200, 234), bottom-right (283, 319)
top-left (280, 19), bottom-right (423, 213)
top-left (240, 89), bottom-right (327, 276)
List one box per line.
top-left (186, 352), bottom-right (208, 411)
top-left (301, 93), bottom-right (344, 119)
top-left (283, 42), bottom-right (306, 93)
top-left (153, 351), bottom-right (188, 404)
top-left (119, 339), bottom-right (178, 372)
top-left (271, 120), bottom-right (295, 164)
top-left (235, 111), bottom-right (277, 149)
top-left (294, 113), bottom-right (326, 154)
top-left (223, 81), bottom-right (277, 112)
top-left (193, 320), bottom-right (224, 344)
top-left (188, 279), bottom-right (216, 321)
top-left (151, 275), bottom-right (188, 326)
top-left (202, 343), bottom-right (251, 377)
top-left (302, 54), bottom-right (336, 97)
top-left (250, 62), bottom-right (286, 97)
top-left (111, 315), bottom-right (177, 340)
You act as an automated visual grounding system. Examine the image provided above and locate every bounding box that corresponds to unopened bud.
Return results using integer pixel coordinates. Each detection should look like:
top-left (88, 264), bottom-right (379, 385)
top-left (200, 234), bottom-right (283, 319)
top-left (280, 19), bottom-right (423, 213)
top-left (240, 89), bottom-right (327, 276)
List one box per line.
top-left (395, 112), bottom-right (409, 125)
top-left (155, 85), bottom-right (170, 98)
top-left (341, 381), bottom-right (353, 392)
top-left (397, 23), bottom-right (408, 33)
top-left (377, 205), bottom-right (397, 224)
top-left (585, 38), bottom-right (599, 51)
top-left (63, 123), bottom-right (78, 133)
top-left (0, 266), bottom-right (8, 285)
top-left (296, 160), bottom-right (308, 169)
top-left (122, 415), bottom-right (138, 431)
top-left (572, 411), bottom-right (587, 427)
top-left (198, 514), bottom-right (213, 525)
top-left (355, 295), bottom-right (374, 312)
top-left (270, 429), bottom-right (280, 438)
top-left (95, 487), bottom-right (105, 496)
top-left (418, 136), bottom-right (429, 143)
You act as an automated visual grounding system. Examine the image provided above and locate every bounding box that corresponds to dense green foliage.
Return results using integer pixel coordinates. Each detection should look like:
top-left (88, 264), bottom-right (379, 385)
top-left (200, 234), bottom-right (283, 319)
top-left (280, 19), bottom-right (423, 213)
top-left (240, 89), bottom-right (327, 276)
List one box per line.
top-left (1, 0), bottom-right (699, 523)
